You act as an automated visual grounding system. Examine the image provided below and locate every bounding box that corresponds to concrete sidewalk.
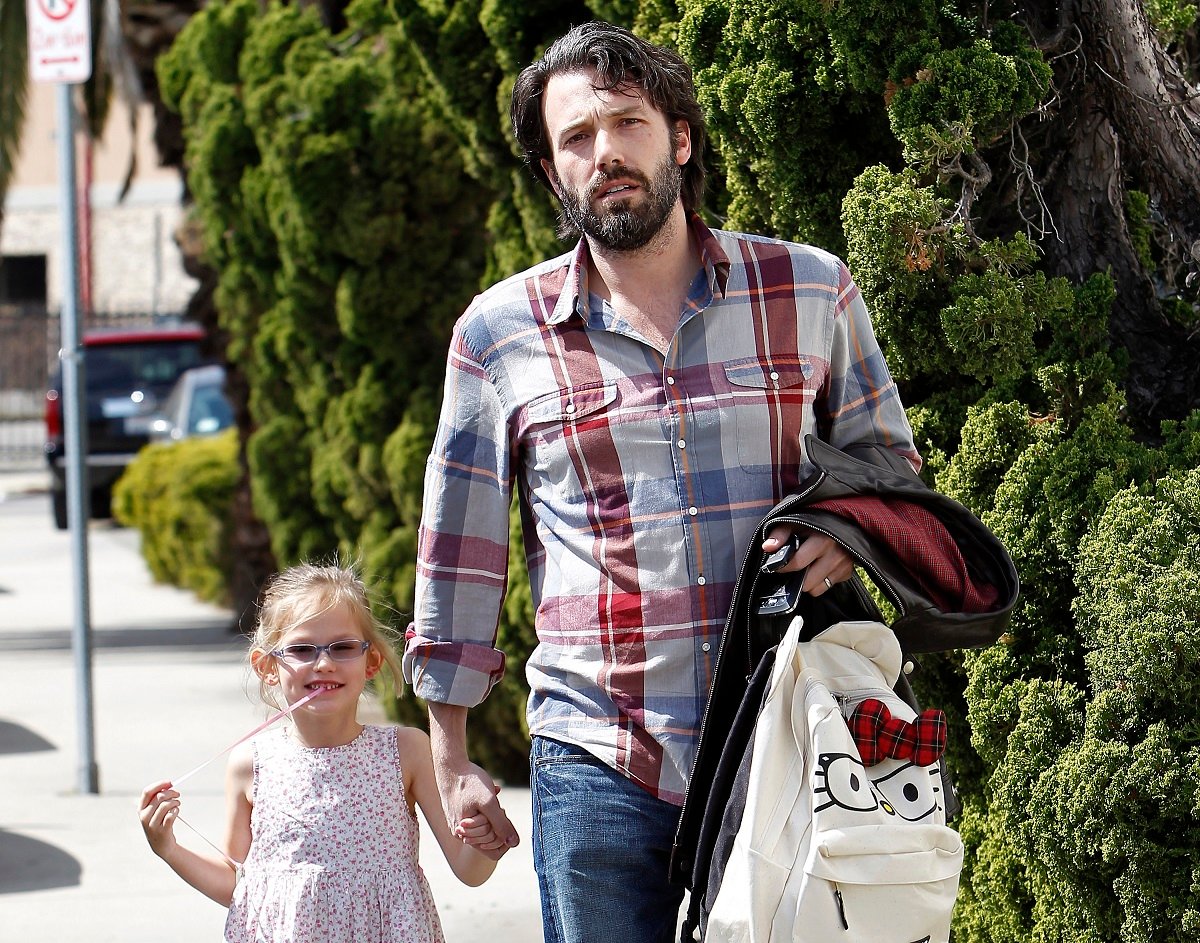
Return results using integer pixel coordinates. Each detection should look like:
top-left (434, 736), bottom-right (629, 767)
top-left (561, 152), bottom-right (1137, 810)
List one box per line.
top-left (0, 479), bottom-right (542, 942)
top-left (0, 464), bottom-right (50, 500)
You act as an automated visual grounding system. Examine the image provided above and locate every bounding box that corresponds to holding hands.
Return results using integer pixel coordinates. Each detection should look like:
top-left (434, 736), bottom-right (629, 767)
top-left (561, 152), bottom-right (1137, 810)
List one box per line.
top-left (427, 703), bottom-right (520, 863)
top-left (439, 758), bottom-right (520, 859)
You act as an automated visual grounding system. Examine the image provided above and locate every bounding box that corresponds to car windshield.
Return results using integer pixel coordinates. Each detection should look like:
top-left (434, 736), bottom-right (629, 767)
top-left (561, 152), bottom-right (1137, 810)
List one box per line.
top-left (86, 341), bottom-right (205, 395)
top-left (188, 381), bottom-right (234, 434)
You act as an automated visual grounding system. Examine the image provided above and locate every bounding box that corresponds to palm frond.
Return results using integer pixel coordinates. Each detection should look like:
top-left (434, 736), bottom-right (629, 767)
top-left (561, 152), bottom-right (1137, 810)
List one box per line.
top-left (85, 0), bottom-right (145, 200)
top-left (0, 0), bottom-right (31, 206)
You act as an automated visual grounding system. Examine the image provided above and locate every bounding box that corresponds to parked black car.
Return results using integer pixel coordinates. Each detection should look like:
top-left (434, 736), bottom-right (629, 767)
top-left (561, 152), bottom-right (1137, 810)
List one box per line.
top-left (44, 322), bottom-right (207, 529)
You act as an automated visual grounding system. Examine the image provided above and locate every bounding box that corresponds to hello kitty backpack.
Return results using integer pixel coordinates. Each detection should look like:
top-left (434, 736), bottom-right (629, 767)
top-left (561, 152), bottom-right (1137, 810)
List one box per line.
top-left (699, 617), bottom-right (962, 943)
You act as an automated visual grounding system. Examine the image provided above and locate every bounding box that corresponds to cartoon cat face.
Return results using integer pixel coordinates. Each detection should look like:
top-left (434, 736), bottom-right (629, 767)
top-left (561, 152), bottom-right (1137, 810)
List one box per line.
top-left (814, 752), bottom-right (942, 821)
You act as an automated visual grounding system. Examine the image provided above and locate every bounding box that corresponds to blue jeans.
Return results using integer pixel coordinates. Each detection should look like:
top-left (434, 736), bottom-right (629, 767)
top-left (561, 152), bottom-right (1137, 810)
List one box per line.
top-left (530, 737), bottom-right (686, 943)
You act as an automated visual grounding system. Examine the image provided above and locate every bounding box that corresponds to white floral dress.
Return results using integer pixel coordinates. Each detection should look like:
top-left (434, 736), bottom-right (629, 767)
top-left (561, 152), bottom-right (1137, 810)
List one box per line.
top-left (225, 725), bottom-right (446, 943)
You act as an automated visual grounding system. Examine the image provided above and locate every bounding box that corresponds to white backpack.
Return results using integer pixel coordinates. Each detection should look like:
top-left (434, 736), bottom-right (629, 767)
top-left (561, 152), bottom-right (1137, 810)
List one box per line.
top-left (703, 618), bottom-right (963, 943)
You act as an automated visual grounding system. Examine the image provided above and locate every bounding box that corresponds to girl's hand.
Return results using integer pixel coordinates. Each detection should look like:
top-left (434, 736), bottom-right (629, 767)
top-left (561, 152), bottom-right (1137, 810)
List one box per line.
top-left (136, 775), bottom-right (241, 906)
top-left (139, 780), bottom-right (181, 859)
top-left (455, 812), bottom-right (499, 847)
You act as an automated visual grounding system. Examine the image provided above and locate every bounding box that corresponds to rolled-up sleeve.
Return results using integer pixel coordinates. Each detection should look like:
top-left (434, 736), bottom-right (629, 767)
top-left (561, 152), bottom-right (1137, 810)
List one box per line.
top-left (403, 628), bottom-right (507, 706)
top-left (403, 314), bottom-right (514, 706)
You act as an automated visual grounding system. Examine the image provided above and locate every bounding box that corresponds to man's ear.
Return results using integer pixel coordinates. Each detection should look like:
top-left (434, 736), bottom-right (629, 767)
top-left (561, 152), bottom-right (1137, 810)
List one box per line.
top-left (673, 119), bottom-right (692, 166)
top-left (250, 649), bottom-right (279, 685)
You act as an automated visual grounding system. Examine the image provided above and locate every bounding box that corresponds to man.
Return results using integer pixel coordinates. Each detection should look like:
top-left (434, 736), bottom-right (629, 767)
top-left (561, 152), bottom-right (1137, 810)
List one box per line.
top-left (403, 21), bottom-right (920, 943)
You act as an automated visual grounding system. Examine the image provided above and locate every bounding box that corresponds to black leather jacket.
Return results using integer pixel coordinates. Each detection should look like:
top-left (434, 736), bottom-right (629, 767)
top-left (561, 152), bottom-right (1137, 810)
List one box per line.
top-left (670, 434), bottom-right (1020, 888)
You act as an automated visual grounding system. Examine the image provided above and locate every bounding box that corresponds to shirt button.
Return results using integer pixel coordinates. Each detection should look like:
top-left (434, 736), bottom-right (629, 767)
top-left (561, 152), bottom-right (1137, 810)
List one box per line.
top-left (770, 371), bottom-right (779, 381)
top-left (565, 402), bottom-right (576, 414)
top-left (697, 575), bottom-right (706, 585)
top-left (702, 642), bottom-right (711, 653)
top-left (666, 376), bottom-right (676, 385)
top-left (678, 439), bottom-right (686, 449)
top-left (688, 506), bottom-right (698, 516)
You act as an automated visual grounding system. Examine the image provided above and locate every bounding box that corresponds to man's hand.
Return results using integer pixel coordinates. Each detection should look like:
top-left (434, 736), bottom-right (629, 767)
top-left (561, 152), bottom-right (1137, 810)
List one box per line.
top-left (437, 759), bottom-right (519, 859)
top-left (428, 703), bottom-right (520, 860)
top-left (762, 527), bottom-right (854, 595)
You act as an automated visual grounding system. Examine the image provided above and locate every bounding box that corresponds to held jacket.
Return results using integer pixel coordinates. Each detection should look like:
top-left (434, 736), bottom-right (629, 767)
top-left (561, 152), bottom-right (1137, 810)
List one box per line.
top-left (670, 434), bottom-right (1020, 889)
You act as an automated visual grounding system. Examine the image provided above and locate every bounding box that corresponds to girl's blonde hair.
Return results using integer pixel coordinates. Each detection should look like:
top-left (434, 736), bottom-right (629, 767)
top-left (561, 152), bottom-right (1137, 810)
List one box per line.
top-left (250, 562), bottom-right (402, 708)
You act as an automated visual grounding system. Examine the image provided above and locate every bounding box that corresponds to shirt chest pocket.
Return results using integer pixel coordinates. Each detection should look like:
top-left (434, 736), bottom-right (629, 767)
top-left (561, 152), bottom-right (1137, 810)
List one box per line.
top-left (526, 383), bottom-right (618, 426)
top-left (523, 383), bottom-right (625, 502)
top-left (723, 358), bottom-right (815, 474)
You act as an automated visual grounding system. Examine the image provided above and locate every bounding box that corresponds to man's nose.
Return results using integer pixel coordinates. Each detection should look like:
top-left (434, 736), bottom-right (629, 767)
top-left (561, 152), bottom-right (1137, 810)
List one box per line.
top-left (594, 127), bottom-right (623, 171)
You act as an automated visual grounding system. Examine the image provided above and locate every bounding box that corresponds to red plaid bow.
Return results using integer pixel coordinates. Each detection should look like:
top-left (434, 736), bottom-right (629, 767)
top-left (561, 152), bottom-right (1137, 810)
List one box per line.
top-left (848, 698), bottom-right (947, 767)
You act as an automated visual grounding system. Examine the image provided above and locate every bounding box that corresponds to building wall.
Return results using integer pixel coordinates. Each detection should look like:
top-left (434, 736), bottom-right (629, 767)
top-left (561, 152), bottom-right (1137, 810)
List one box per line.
top-left (1, 81), bottom-right (199, 315)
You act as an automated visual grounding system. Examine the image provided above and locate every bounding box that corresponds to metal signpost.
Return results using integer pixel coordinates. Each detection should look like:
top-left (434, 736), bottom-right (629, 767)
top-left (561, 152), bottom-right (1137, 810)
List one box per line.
top-left (27, 0), bottom-right (99, 793)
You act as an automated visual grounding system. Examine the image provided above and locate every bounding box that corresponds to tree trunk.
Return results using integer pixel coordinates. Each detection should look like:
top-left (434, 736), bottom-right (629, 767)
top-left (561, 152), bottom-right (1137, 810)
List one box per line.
top-left (1081, 0), bottom-right (1200, 243)
top-left (1022, 0), bottom-right (1200, 434)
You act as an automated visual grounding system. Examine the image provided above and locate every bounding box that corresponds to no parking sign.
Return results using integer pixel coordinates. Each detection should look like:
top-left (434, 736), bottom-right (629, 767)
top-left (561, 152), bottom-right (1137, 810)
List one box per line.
top-left (26, 0), bottom-right (92, 84)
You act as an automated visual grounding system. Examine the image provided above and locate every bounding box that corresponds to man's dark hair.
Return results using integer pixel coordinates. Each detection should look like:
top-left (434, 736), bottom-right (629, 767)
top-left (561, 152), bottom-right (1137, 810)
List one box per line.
top-left (511, 21), bottom-right (707, 216)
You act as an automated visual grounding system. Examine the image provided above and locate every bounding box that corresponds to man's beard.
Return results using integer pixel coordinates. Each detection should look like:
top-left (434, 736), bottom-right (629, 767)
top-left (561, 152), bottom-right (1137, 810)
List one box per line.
top-left (555, 152), bottom-right (682, 251)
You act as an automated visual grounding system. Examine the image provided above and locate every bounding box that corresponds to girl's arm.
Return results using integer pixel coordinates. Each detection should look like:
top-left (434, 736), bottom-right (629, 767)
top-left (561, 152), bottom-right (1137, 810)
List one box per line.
top-left (397, 726), bottom-right (498, 887)
top-left (222, 742), bottom-right (255, 865)
top-left (137, 744), bottom-right (253, 907)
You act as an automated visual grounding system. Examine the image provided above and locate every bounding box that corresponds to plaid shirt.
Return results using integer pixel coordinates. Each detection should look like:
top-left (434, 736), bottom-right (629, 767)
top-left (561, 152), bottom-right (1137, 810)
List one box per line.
top-left (404, 217), bottom-right (918, 804)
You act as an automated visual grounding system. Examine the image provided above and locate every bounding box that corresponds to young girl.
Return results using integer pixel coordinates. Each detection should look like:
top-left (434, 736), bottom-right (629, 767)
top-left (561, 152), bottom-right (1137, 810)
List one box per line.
top-left (139, 563), bottom-right (497, 942)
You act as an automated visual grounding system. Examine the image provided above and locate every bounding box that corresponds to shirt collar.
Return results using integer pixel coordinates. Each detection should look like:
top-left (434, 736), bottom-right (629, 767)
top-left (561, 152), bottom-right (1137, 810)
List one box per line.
top-left (547, 214), bottom-right (732, 325)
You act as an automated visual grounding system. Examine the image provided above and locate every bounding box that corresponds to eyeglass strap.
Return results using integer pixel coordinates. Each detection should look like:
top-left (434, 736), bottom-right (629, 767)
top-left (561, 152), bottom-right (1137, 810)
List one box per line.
top-left (170, 686), bottom-right (327, 789)
top-left (175, 812), bottom-right (244, 874)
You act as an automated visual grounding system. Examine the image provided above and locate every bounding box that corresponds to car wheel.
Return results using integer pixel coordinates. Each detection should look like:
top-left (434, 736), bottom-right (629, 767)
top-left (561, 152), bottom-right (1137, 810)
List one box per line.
top-left (91, 486), bottom-right (112, 521)
top-left (52, 488), bottom-right (68, 530)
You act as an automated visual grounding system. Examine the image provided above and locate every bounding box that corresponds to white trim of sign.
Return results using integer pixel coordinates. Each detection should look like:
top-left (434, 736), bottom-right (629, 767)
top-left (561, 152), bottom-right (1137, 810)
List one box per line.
top-left (27, 0), bottom-right (93, 84)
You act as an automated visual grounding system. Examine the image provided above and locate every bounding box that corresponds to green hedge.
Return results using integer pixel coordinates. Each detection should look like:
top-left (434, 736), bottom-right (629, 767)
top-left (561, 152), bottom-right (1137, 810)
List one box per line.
top-left (112, 430), bottom-right (239, 607)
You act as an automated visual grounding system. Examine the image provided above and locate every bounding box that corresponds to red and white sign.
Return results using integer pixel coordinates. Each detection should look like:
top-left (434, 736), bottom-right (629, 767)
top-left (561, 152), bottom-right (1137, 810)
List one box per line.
top-left (27, 0), bottom-right (92, 84)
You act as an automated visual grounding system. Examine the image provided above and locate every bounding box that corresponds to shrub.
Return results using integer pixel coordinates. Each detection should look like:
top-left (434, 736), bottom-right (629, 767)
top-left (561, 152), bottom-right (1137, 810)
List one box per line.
top-left (112, 430), bottom-right (239, 607)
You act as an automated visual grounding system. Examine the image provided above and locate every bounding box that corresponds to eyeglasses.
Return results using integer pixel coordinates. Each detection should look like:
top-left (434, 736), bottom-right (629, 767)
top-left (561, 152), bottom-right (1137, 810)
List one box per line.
top-left (270, 639), bottom-right (370, 665)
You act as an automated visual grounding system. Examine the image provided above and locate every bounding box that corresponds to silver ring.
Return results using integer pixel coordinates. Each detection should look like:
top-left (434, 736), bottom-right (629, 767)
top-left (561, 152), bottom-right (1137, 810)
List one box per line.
top-left (823, 577), bottom-right (833, 590)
